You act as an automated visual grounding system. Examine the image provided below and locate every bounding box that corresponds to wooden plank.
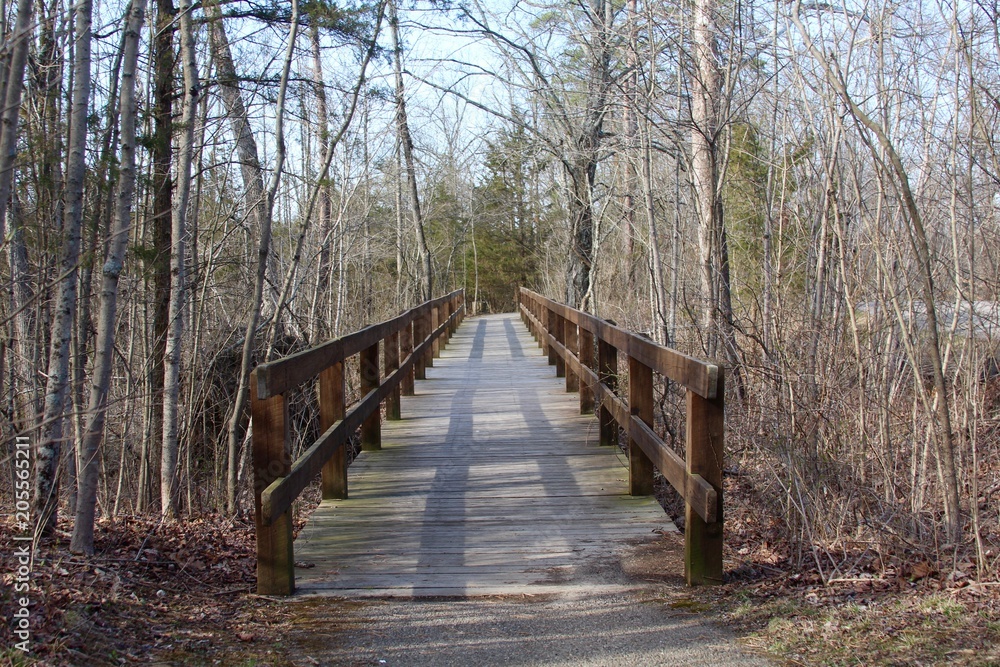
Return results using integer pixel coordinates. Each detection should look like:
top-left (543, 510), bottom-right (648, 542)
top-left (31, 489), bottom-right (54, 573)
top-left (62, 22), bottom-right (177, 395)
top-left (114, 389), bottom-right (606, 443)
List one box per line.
top-left (255, 290), bottom-right (464, 399)
top-left (293, 313), bottom-right (677, 597)
top-left (685, 376), bottom-right (725, 586)
top-left (318, 362), bottom-right (347, 500)
top-left (519, 288), bottom-right (719, 399)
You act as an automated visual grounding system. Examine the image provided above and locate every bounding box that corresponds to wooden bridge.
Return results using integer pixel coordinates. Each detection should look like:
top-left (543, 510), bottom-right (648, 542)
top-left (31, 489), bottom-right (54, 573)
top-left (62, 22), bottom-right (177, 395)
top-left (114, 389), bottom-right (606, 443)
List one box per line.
top-left (251, 289), bottom-right (724, 596)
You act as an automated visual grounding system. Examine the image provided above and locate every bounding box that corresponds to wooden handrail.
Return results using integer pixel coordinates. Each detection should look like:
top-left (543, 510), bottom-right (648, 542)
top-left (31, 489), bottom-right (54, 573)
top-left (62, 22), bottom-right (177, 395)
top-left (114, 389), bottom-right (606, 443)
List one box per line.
top-left (251, 290), bottom-right (465, 595)
top-left (518, 287), bottom-right (724, 586)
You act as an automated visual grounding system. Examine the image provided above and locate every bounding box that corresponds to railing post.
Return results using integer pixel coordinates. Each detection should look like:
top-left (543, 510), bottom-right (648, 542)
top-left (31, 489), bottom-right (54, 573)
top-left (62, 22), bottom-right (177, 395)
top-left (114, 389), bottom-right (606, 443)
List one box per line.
top-left (564, 317), bottom-right (579, 392)
top-left (444, 300), bottom-right (454, 344)
top-left (251, 372), bottom-right (294, 595)
top-left (385, 330), bottom-right (401, 420)
top-left (401, 319), bottom-right (415, 395)
top-left (431, 305), bottom-right (441, 360)
top-left (597, 338), bottom-right (617, 447)
top-left (540, 306), bottom-right (550, 354)
top-left (627, 355), bottom-right (655, 495)
top-left (554, 312), bottom-right (566, 378)
top-left (546, 309), bottom-right (558, 367)
top-left (685, 372), bottom-right (725, 586)
top-left (578, 327), bottom-right (595, 414)
top-left (360, 341), bottom-right (381, 450)
top-left (414, 312), bottom-right (427, 380)
top-left (319, 361), bottom-right (347, 499)
top-left (426, 306), bottom-right (437, 367)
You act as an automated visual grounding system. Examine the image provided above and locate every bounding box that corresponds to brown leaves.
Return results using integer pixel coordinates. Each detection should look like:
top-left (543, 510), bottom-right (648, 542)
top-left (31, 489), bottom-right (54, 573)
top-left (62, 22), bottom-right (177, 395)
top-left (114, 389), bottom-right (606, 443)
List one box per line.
top-left (0, 514), bottom-right (282, 666)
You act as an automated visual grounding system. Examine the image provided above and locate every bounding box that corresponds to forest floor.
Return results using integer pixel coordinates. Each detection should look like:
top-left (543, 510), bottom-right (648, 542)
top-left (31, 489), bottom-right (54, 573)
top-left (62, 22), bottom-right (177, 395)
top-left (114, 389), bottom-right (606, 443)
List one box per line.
top-left (1, 478), bottom-right (999, 666)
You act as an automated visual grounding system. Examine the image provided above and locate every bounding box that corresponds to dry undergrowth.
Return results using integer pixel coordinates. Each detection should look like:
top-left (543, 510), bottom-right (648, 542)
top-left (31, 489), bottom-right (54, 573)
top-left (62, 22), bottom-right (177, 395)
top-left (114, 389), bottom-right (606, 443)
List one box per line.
top-left (2, 471), bottom-right (998, 666)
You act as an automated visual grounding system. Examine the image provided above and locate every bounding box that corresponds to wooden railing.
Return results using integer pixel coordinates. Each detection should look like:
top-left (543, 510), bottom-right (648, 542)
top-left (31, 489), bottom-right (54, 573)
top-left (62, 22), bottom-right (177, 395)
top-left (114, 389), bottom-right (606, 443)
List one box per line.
top-left (519, 288), bottom-right (724, 585)
top-left (250, 290), bottom-right (466, 595)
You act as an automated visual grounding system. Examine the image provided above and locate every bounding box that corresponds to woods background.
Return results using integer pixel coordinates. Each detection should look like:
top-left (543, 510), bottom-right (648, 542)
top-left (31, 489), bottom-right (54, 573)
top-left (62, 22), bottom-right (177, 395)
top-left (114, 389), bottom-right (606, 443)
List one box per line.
top-left (1, 0), bottom-right (998, 578)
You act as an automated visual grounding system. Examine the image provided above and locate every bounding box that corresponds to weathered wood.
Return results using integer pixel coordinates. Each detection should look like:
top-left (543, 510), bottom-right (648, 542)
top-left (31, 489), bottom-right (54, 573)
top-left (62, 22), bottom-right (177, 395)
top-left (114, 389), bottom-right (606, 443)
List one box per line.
top-left (261, 388), bottom-right (378, 524)
top-left (579, 327), bottom-right (595, 413)
top-left (431, 305), bottom-right (441, 359)
top-left (564, 317), bottom-right (579, 392)
top-left (400, 320), bottom-right (415, 395)
top-left (628, 416), bottom-right (717, 523)
top-left (598, 338), bottom-right (618, 447)
top-left (251, 374), bottom-right (294, 595)
top-left (519, 288), bottom-right (719, 399)
top-left (318, 362), bottom-right (347, 499)
top-left (554, 313), bottom-right (566, 378)
top-left (414, 311), bottom-right (427, 380)
top-left (685, 373), bottom-right (725, 586)
top-left (294, 314), bottom-right (676, 597)
top-left (628, 355), bottom-right (655, 496)
top-left (360, 341), bottom-right (380, 450)
top-left (255, 290), bottom-right (463, 398)
top-left (520, 294), bottom-right (718, 522)
top-left (385, 331), bottom-right (401, 420)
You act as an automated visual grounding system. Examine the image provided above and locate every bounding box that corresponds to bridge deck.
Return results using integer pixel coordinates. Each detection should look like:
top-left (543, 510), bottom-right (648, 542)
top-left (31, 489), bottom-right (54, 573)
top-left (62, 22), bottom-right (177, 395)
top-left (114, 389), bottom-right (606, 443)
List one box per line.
top-left (293, 313), bottom-right (677, 597)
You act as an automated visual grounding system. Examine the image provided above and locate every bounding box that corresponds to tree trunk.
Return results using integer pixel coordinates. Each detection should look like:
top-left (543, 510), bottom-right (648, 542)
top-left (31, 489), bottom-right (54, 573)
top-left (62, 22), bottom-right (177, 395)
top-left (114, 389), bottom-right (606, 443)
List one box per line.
top-left (161, 0), bottom-right (199, 518)
top-left (70, 0), bottom-right (147, 554)
top-left (143, 0), bottom-right (176, 513)
top-left (0, 0), bottom-right (32, 242)
top-left (209, 0), bottom-right (297, 513)
top-left (691, 0), bottom-right (721, 357)
top-left (389, 0), bottom-right (432, 301)
top-left (791, 0), bottom-right (961, 543)
top-left (34, 0), bottom-right (92, 538)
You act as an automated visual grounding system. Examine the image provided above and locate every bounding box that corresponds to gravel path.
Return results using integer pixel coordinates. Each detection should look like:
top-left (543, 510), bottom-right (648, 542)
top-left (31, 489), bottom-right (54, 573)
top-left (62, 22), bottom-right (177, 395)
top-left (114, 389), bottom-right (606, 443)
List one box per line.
top-left (282, 587), bottom-right (772, 666)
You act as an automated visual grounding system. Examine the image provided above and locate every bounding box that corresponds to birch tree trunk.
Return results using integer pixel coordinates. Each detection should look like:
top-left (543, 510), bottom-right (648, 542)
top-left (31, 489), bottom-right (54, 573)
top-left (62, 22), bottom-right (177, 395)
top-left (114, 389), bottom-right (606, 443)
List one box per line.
top-left (161, 0), bottom-right (199, 518)
top-left (70, 0), bottom-right (147, 554)
top-left (34, 0), bottom-right (92, 537)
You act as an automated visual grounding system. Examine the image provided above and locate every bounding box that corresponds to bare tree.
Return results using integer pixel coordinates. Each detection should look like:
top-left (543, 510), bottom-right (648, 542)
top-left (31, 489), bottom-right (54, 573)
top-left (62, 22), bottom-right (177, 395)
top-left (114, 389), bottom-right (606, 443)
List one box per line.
top-left (161, 0), bottom-right (200, 518)
top-left (389, 0), bottom-right (433, 301)
top-left (209, 0), bottom-right (299, 513)
top-left (71, 0), bottom-right (148, 553)
top-left (34, 0), bottom-right (93, 537)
